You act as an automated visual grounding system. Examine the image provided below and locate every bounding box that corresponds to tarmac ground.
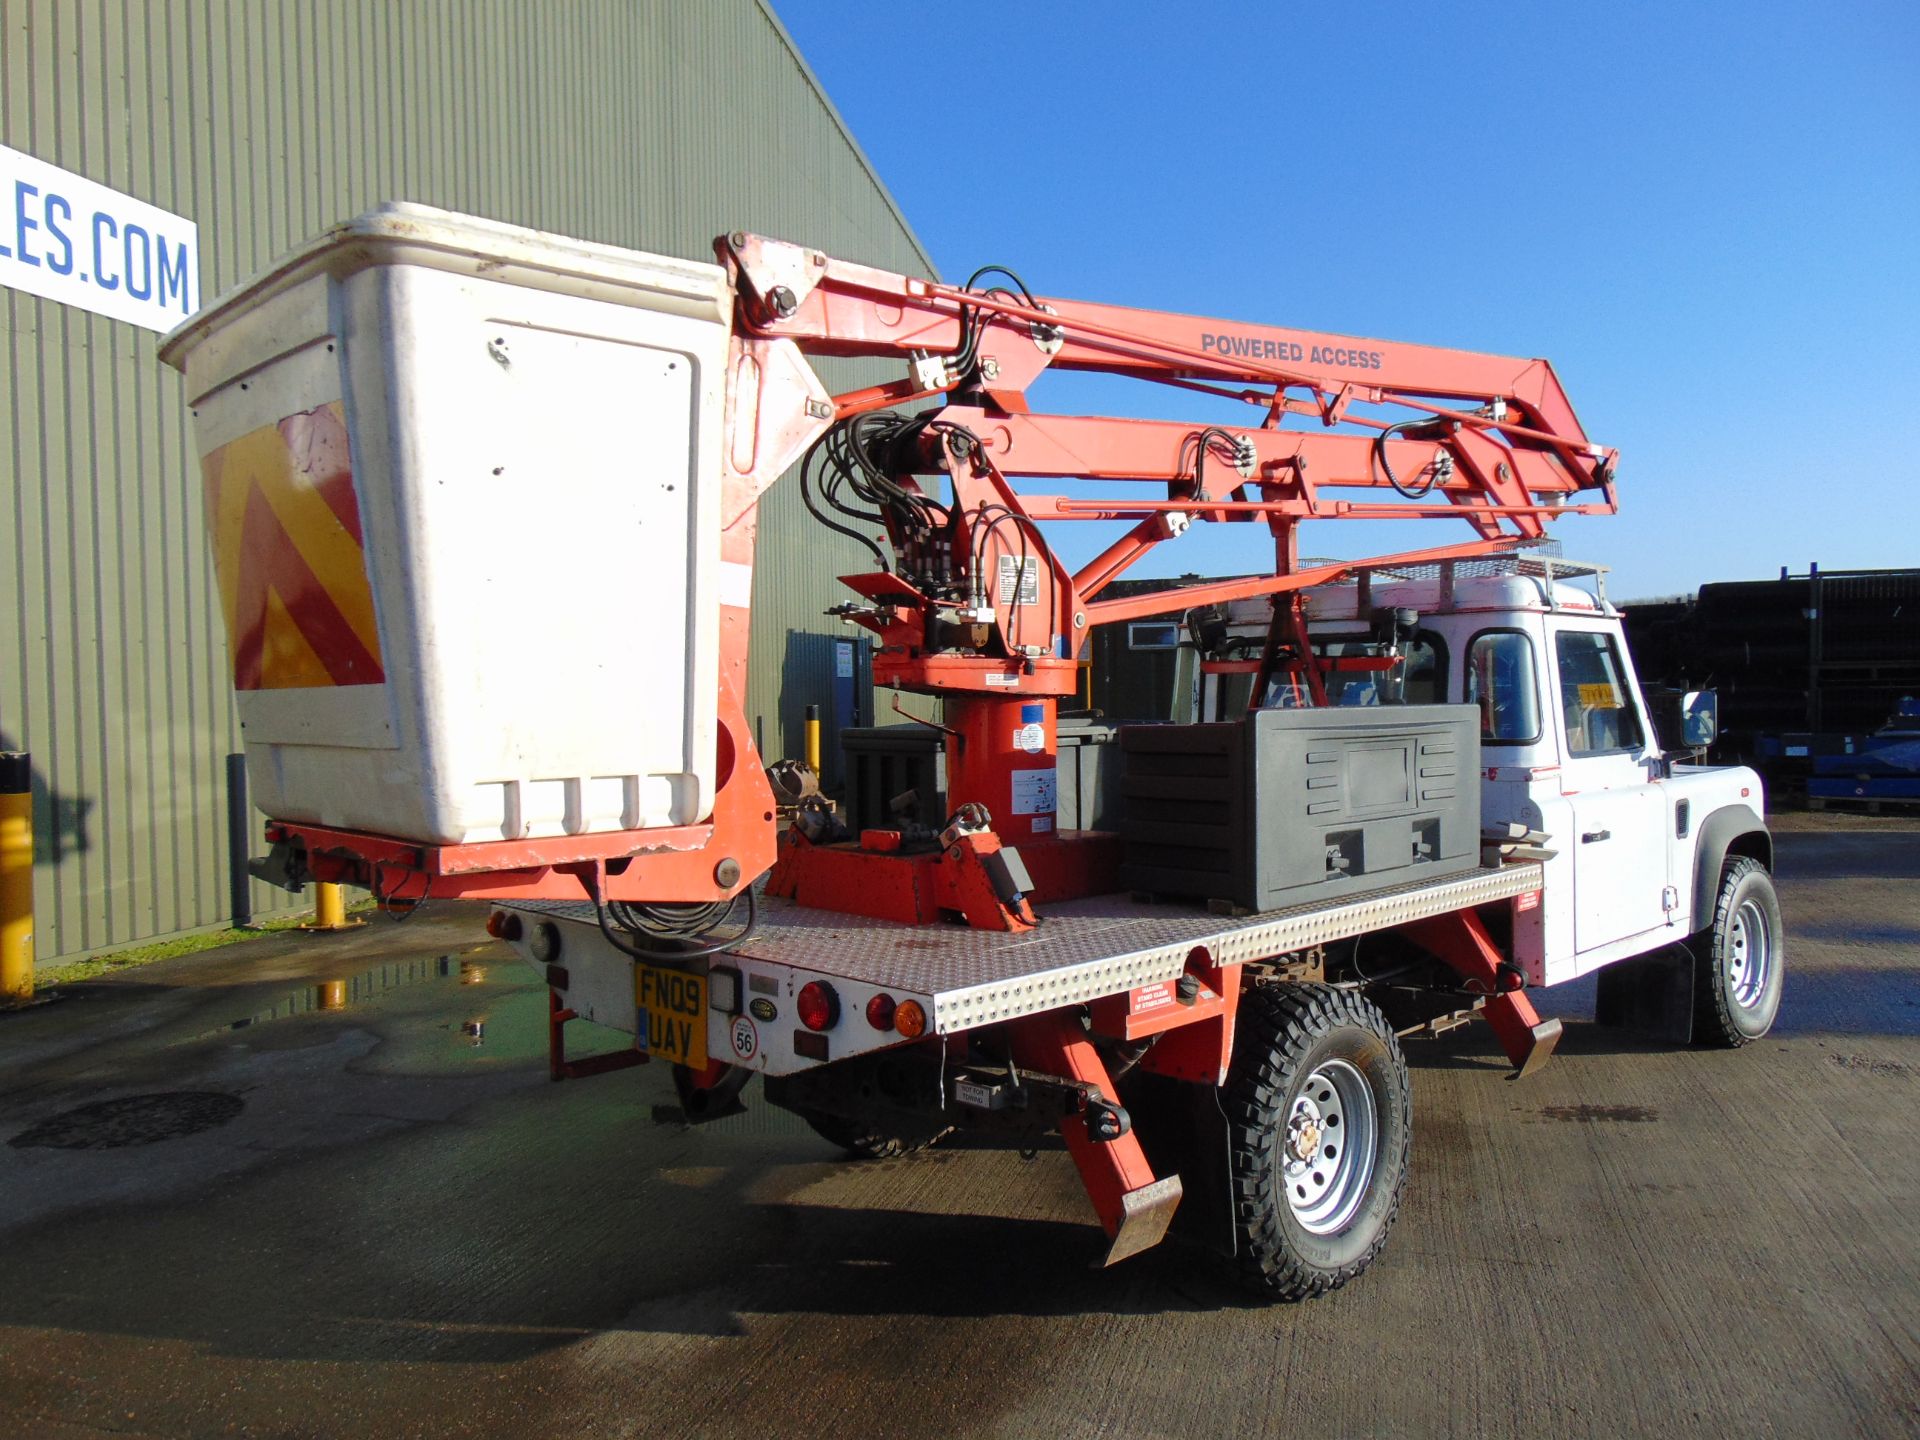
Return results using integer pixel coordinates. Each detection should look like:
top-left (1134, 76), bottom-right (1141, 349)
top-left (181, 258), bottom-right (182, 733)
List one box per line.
top-left (0, 812), bottom-right (1915, 1439)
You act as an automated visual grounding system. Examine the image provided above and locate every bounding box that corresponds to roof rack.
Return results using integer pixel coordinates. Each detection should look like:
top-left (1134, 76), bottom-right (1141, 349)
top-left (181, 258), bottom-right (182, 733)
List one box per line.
top-left (1312, 540), bottom-right (1611, 613)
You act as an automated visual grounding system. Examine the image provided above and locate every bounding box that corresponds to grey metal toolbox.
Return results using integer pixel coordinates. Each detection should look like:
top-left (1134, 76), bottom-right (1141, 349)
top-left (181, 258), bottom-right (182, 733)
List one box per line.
top-left (1056, 718), bottom-right (1125, 831)
top-left (1120, 705), bottom-right (1481, 910)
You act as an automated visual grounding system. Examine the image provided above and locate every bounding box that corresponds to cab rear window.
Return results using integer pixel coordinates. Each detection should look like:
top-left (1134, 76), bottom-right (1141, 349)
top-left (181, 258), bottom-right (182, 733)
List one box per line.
top-left (1250, 633), bottom-right (1446, 709)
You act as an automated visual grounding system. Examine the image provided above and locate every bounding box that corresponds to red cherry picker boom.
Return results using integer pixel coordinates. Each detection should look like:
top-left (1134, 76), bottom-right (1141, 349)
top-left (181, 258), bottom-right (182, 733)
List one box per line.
top-left (194, 213), bottom-right (1776, 1298)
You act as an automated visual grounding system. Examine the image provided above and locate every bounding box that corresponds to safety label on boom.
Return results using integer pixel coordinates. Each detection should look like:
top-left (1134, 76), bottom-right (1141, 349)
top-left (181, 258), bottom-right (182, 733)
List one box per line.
top-left (1011, 768), bottom-right (1057, 816)
top-left (996, 555), bottom-right (1040, 606)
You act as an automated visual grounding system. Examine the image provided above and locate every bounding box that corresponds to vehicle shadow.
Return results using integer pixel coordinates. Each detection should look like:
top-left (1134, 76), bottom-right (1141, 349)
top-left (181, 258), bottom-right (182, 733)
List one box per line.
top-left (1533, 962), bottom-right (1919, 1039)
top-left (0, 1033), bottom-right (1277, 1375)
top-left (1772, 828), bottom-right (1920, 882)
top-left (0, 1149), bottom-right (1262, 1368)
top-left (1400, 953), bottom-right (1920, 1076)
top-left (1397, 1016), bottom-right (1675, 1073)
top-left (614, 1198), bottom-right (1267, 1337)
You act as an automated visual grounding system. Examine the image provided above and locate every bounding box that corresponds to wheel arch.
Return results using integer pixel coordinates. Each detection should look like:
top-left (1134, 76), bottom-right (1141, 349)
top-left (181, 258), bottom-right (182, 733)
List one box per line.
top-left (1691, 804), bottom-right (1772, 930)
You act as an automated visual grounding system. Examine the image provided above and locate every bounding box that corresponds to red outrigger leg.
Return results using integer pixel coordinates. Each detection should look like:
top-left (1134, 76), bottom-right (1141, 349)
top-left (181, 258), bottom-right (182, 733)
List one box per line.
top-left (1008, 1009), bottom-right (1184, 1265)
top-left (1403, 910), bottom-right (1562, 1079)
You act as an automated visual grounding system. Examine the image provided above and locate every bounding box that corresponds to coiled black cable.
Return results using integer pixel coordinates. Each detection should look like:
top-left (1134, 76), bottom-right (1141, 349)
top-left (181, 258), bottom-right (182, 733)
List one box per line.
top-left (594, 886), bottom-right (758, 961)
top-left (799, 429), bottom-right (893, 570)
top-left (968, 502), bottom-right (1059, 652)
top-left (1182, 427), bottom-right (1251, 502)
top-left (1370, 420), bottom-right (1443, 499)
top-left (946, 266), bottom-right (1041, 381)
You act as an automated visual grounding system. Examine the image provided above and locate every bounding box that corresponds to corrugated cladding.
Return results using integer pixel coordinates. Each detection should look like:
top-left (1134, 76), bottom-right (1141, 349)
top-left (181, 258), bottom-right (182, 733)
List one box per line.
top-left (0, 0), bottom-right (933, 964)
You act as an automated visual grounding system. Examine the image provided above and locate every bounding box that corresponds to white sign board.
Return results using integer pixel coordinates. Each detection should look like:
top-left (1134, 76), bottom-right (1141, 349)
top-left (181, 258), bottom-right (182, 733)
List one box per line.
top-left (0, 144), bottom-right (199, 333)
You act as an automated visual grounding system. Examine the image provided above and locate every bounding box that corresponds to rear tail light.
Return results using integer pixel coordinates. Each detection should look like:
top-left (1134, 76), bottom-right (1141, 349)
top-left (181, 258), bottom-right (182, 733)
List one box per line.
top-left (865, 993), bottom-right (897, 1030)
top-left (797, 980), bottom-right (840, 1032)
top-left (485, 910), bottom-right (522, 941)
top-left (894, 999), bottom-right (927, 1039)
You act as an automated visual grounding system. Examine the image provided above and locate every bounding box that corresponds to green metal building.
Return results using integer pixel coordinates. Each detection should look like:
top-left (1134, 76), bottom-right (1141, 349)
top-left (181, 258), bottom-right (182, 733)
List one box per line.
top-left (0, 0), bottom-right (933, 965)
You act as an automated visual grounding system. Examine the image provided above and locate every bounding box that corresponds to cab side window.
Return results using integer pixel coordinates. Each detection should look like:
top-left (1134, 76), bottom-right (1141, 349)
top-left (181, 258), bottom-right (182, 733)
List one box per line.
top-left (1555, 630), bottom-right (1646, 755)
top-left (1465, 631), bottom-right (1541, 743)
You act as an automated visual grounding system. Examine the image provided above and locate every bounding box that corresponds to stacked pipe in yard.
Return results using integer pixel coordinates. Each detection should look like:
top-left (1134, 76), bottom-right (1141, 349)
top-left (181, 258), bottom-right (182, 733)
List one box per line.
top-left (1624, 566), bottom-right (1920, 755)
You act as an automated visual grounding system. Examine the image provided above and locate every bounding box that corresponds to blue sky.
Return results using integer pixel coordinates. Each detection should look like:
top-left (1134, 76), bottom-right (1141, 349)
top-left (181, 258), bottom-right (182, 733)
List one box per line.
top-left (777, 1), bottom-right (1919, 600)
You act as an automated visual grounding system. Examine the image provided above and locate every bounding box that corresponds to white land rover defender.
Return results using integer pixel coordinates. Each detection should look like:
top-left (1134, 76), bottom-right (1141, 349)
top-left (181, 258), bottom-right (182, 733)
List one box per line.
top-left (1176, 553), bottom-right (1781, 1043)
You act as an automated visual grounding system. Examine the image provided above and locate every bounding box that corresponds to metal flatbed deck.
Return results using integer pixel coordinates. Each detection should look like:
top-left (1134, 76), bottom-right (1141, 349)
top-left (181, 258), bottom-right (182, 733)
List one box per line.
top-left (512, 861), bottom-right (1542, 1035)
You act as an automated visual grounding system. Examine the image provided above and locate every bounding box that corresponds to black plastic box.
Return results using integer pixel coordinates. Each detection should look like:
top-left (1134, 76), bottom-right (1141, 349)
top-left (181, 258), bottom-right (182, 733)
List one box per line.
top-left (1120, 705), bottom-right (1481, 910)
top-left (841, 718), bottom-right (1127, 834)
top-left (840, 724), bottom-right (948, 833)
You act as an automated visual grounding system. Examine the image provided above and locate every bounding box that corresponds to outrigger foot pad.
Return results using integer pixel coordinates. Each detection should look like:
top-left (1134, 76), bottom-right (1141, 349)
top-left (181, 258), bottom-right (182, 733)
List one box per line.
top-left (1099, 1175), bottom-right (1184, 1267)
top-left (1511, 1017), bottom-right (1563, 1081)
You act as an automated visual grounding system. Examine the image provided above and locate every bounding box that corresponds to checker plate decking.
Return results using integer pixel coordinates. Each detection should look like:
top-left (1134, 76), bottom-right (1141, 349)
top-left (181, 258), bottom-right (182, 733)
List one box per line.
top-left (509, 862), bottom-right (1542, 1035)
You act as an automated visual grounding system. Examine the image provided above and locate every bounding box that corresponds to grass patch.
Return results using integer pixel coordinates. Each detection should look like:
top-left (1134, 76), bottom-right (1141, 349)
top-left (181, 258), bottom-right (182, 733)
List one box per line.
top-left (38, 903), bottom-right (377, 987)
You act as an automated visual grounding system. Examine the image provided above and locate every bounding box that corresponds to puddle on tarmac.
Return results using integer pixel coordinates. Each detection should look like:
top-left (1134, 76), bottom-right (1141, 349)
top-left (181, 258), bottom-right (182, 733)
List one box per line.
top-left (212, 952), bottom-right (493, 1035)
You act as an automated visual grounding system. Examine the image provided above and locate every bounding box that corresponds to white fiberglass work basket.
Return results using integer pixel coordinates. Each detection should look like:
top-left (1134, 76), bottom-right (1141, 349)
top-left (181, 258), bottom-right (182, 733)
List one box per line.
top-left (160, 203), bottom-right (732, 845)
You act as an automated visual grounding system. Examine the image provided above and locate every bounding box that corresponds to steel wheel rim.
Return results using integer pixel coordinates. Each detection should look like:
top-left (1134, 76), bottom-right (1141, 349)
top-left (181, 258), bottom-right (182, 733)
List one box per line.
top-left (1727, 898), bottom-right (1774, 1010)
top-left (1281, 1058), bottom-right (1378, 1236)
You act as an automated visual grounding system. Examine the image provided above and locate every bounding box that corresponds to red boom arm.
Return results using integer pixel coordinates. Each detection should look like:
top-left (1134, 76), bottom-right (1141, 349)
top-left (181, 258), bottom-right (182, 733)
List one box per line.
top-left (718, 231), bottom-right (1617, 672)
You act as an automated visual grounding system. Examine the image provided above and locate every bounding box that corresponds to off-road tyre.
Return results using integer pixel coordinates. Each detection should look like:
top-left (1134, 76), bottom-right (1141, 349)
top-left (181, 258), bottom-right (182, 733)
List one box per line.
top-left (1224, 983), bottom-right (1411, 1301)
top-left (801, 1110), bottom-right (953, 1160)
top-left (1689, 856), bottom-right (1785, 1047)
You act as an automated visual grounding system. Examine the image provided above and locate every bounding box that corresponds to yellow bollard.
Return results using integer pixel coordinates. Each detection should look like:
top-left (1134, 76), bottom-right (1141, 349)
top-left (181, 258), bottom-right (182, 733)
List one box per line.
top-left (302, 880), bottom-right (366, 932)
top-left (1, 753), bottom-right (32, 1007)
top-left (804, 703), bottom-right (822, 775)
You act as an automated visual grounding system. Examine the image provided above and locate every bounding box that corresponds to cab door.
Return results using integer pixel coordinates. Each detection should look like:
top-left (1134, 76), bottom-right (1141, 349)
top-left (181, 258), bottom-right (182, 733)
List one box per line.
top-left (1548, 622), bottom-right (1669, 957)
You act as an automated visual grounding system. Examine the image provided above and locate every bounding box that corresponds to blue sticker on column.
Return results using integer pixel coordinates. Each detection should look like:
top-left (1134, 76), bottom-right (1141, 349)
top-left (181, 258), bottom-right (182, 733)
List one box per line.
top-left (1020, 703), bottom-right (1044, 723)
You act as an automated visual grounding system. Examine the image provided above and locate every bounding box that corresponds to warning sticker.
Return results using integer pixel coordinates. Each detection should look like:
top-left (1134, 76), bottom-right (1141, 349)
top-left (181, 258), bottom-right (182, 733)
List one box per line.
top-left (1131, 981), bottom-right (1177, 1015)
top-left (1011, 768), bottom-right (1057, 816)
top-left (1013, 723), bottom-right (1045, 753)
top-left (1578, 682), bottom-right (1622, 709)
top-left (996, 554), bottom-right (1040, 606)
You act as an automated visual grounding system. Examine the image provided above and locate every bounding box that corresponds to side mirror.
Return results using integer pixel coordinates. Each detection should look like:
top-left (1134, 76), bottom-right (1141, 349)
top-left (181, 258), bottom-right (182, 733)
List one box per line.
top-left (1680, 690), bottom-right (1718, 748)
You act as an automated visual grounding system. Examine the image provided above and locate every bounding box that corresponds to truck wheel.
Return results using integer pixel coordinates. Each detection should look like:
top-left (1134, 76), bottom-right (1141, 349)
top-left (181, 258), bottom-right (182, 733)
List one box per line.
top-left (1224, 983), bottom-right (1411, 1300)
top-left (1690, 856), bottom-right (1785, 1046)
top-left (801, 1110), bottom-right (953, 1160)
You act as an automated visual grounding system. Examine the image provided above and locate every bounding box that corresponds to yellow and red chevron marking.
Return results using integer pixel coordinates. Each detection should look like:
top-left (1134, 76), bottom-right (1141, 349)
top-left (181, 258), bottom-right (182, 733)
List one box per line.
top-left (201, 401), bottom-right (385, 691)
